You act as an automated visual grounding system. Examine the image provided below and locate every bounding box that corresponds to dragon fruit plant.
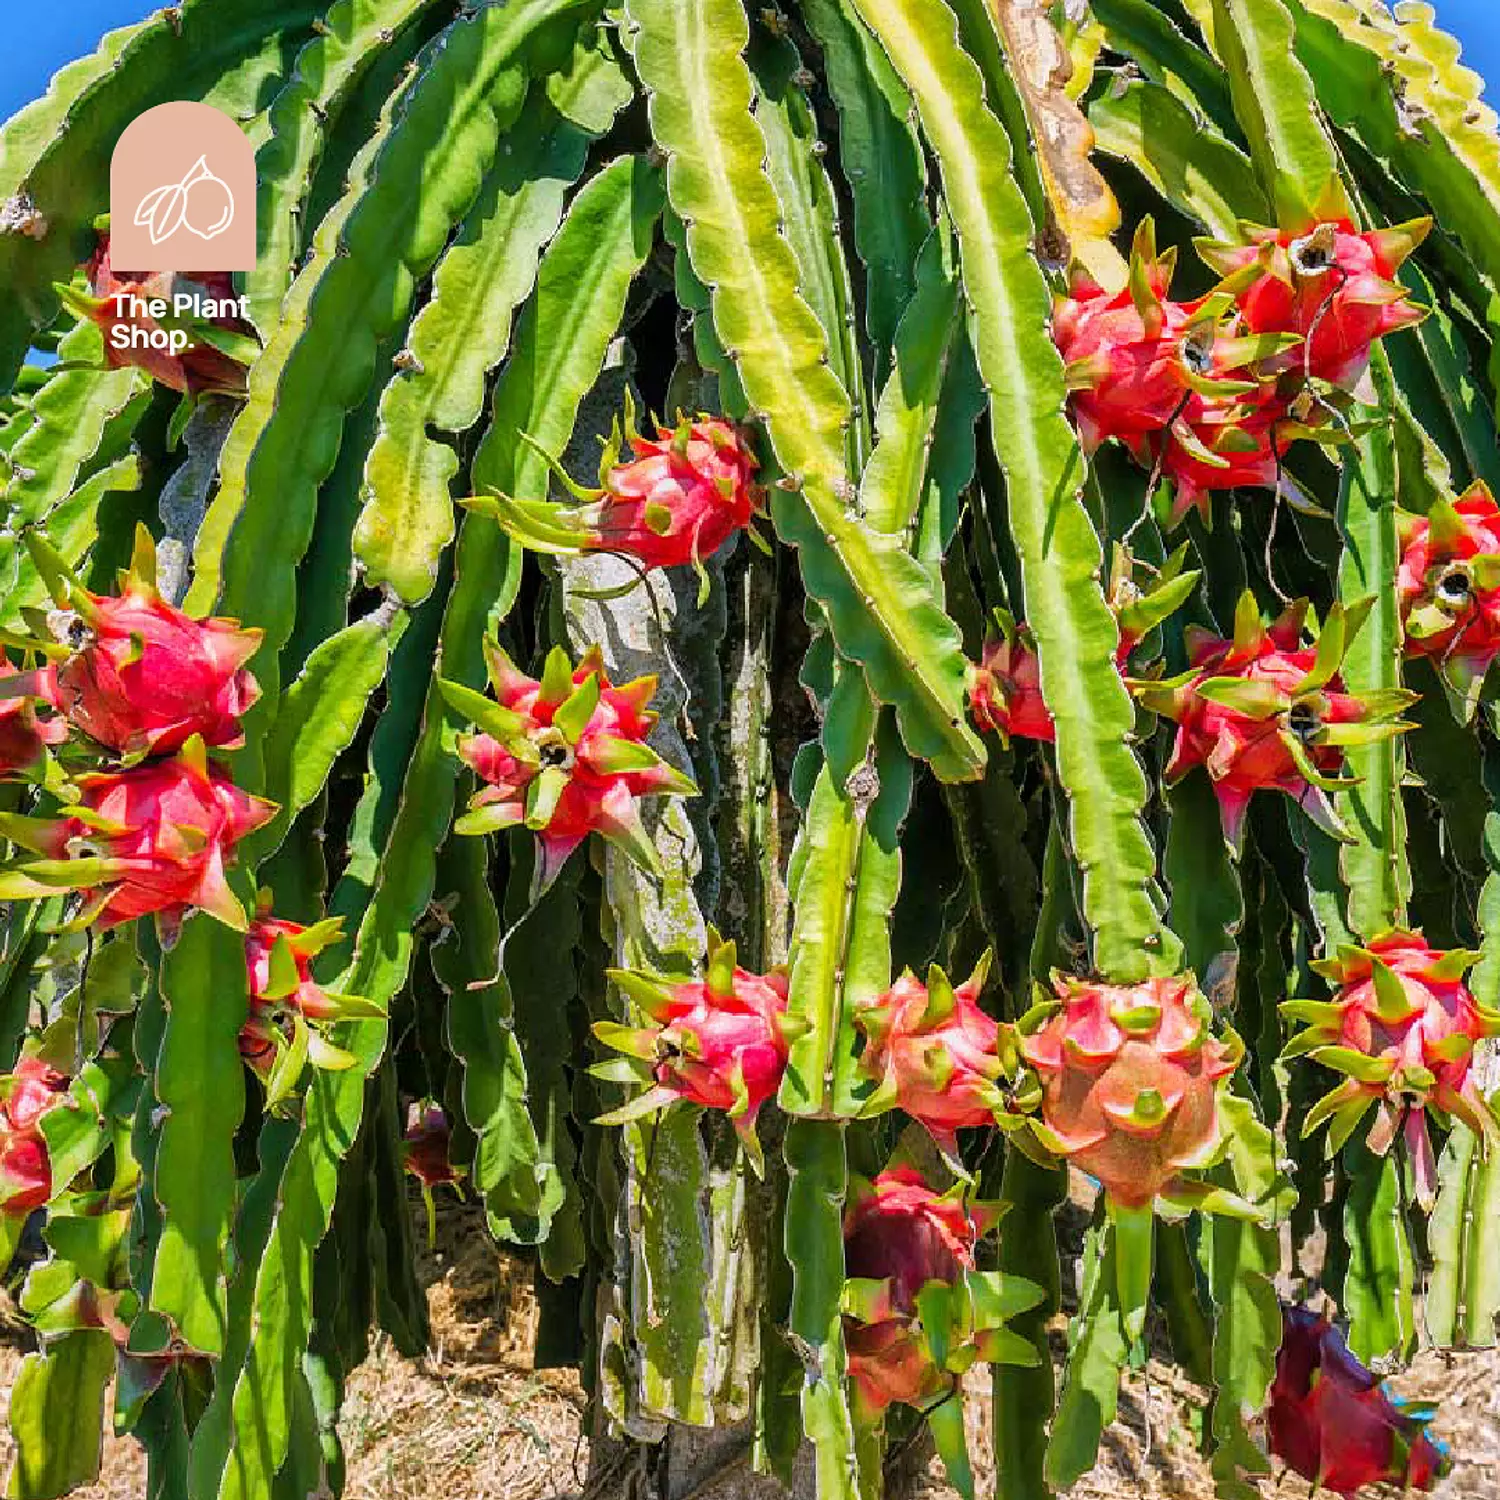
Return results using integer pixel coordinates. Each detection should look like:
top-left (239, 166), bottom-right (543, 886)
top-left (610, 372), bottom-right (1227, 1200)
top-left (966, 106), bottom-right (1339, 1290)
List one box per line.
top-left (5, 0), bottom-right (1500, 1496)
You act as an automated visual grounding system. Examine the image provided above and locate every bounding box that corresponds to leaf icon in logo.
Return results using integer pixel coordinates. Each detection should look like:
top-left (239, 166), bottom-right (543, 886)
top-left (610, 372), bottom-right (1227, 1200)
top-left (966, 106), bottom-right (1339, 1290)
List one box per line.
top-left (132, 156), bottom-right (235, 246)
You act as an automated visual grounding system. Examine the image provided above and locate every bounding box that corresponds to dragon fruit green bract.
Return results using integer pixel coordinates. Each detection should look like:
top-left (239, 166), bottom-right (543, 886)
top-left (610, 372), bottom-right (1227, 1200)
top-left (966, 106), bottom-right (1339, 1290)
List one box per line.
top-left (1016, 974), bottom-right (1243, 1210)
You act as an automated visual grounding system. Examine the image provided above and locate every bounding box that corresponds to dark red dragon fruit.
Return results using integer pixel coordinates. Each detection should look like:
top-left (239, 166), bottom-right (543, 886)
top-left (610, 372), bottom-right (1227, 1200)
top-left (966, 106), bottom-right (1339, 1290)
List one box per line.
top-left (1134, 593), bottom-right (1413, 848)
top-left (402, 1103), bottom-right (465, 1245)
top-left (0, 656), bottom-right (66, 782)
top-left (1014, 974), bottom-right (1244, 1210)
top-left (0, 1056), bottom-right (67, 1219)
top-left (444, 638), bottom-right (696, 895)
top-left (840, 1167), bottom-right (1042, 1440)
top-left (1199, 217), bottom-right (1430, 392)
top-left (1283, 931), bottom-right (1500, 1205)
top-left (65, 231), bottom-right (256, 396)
top-left (1397, 481), bottom-right (1500, 708)
top-left (466, 391), bottom-right (764, 583)
top-left (966, 613), bottom-right (1054, 745)
top-left (1267, 1304), bottom-right (1448, 1494)
top-left (37, 526), bottom-right (261, 757)
top-left (592, 933), bottom-right (797, 1171)
top-left (854, 955), bottom-right (1012, 1158)
top-left (0, 738), bottom-right (275, 933)
top-left (238, 908), bottom-right (375, 1102)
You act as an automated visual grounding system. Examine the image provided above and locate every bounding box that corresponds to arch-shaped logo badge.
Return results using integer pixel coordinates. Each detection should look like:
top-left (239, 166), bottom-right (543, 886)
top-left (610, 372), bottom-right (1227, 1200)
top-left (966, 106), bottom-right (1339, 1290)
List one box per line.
top-left (110, 102), bottom-right (255, 271)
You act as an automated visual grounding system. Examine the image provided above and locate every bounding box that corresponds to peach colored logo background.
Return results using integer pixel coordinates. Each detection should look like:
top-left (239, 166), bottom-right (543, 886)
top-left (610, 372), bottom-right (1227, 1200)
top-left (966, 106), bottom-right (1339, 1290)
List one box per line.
top-left (110, 102), bottom-right (256, 271)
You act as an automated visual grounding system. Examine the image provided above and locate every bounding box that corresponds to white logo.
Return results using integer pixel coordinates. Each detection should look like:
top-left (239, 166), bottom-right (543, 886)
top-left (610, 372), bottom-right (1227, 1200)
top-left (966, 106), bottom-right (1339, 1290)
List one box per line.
top-left (133, 155), bottom-right (235, 247)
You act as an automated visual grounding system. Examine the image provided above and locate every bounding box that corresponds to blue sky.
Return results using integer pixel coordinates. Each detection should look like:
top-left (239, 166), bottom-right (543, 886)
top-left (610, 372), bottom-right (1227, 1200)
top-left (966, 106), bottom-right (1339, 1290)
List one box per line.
top-left (1, 0), bottom-right (1498, 129)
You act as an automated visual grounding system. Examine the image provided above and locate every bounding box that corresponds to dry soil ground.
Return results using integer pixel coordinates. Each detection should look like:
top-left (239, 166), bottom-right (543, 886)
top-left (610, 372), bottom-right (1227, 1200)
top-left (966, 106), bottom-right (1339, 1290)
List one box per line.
top-left (2, 1188), bottom-right (1496, 1500)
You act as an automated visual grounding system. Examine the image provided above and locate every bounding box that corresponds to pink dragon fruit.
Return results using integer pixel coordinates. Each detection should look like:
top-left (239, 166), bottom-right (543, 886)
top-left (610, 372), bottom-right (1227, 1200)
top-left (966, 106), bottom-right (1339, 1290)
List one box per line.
top-left (967, 614), bottom-right (1054, 744)
top-left (0, 1056), bottom-right (66, 1220)
top-left (1200, 217), bottom-right (1430, 392)
top-left (592, 933), bottom-right (796, 1169)
top-left (1283, 931), bottom-right (1500, 1205)
top-left (466, 391), bottom-right (764, 580)
top-left (1268, 1304), bottom-right (1448, 1494)
top-left (1397, 482), bottom-right (1500, 707)
top-left (39, 526), bottom-right (261, 757)
top-left (842, 1168), bottom-right (996, 1416)
top-left (1134, 593), bottom-right (1412, 848)
top-left (69, 232), bottom-right (255, 397)
top-left (854, 955), bottom-right (1015, 1158)
top-left (0, 656), bottom-right (66, 781)
top-left (0, 738), bottom-right (275, 933)
top-left (446, 639), bottom-right (696, 894)
top-left (1014, 974), bottom-right (1243, 1210)
top-left (238, 908), bottom-right (374, 1099)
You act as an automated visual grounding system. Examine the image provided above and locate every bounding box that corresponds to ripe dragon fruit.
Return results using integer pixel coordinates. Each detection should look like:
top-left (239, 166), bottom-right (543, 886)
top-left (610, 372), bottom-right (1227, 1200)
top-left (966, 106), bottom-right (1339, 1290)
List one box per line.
top-left (1267, 1304), bottom-right (1448, 1494)
top-left (1396, 482), bottom-right (1500, 709)
top-left (0, 1056), bottom-right (66, 1220)
top-left (239, 909), bottom-right (375, 1103)
top-left (1282, 931), bottom-right (1500, 1206)
top-left (967, 612), bottom-right (1053, 744)
top-left (445, 638), bottom-right (696, 894)
top-left (1133, 592), bottom-right (1413, 849)
top-left (841, 1167), bottom-right (1042, 1438)
top-left (0, 738), bottom-right (275, 934)
top-left (35, 525), bottom-right (261, 757)
top-left (854, 954), bottom-right (1017, 1159)
top-left (592, 933), bottom-right (797, 1171)
top-left (1054, 220), bottom-right (1291, 457)
top-left (465, 391), bottom-right (764, 586)
top-left (0, 656), bottom-right (66, 782)
top-left (65, 231), bottom-right (256, 396)
top-left (1199, 216), bottom-right (1431, 393)
top-left (1013, 974), bottom-right (1243, 1210)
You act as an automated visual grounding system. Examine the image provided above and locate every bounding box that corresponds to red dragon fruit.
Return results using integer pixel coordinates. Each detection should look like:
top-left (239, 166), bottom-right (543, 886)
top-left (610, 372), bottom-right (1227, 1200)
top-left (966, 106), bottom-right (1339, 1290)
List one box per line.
top-left (0, 656), bottom-right (66, 782)
top-left (592, 933), bottom-right (797, 1170)
top-left (0, 738), bottom-right (275, 933)
top-left (0, 1055), bottom-right (67, 1268)
top-left (466, 391), bottom-right (764, 583)
top-left (1014, 974), bottom-right (1243, 1210)
top-left (38, 526), bottom-right (261, 757)
top-left (445, 638), bottom-right (696, 894)
top-left (1283, 931), bottom-right (1500, 1205)
top-left (967, 613), bottom-right (1054, 744)
top-left (239, 908), bottom-right (374, 1101)
top-left (1053, 220), bottom-right (1288, 458)
top-left (1134, 593), bottom-right (1413, 848)
top-left (854, 955), bottom-right (1015, 1158)
top-left (1396, 482), bottom-right (1500, 707)
top-left (65, 231), bottom-right (255, 396)
top-left (1200, 217), bottom-right (1430, 392)
top-left (1267, 1304), bottom-right (1448, 1494)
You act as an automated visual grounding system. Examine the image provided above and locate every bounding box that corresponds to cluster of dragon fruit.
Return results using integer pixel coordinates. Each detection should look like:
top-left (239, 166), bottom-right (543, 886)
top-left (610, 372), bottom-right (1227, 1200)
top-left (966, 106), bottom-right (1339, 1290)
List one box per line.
top-left (3, 203), bottom-right (1497, 1492)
